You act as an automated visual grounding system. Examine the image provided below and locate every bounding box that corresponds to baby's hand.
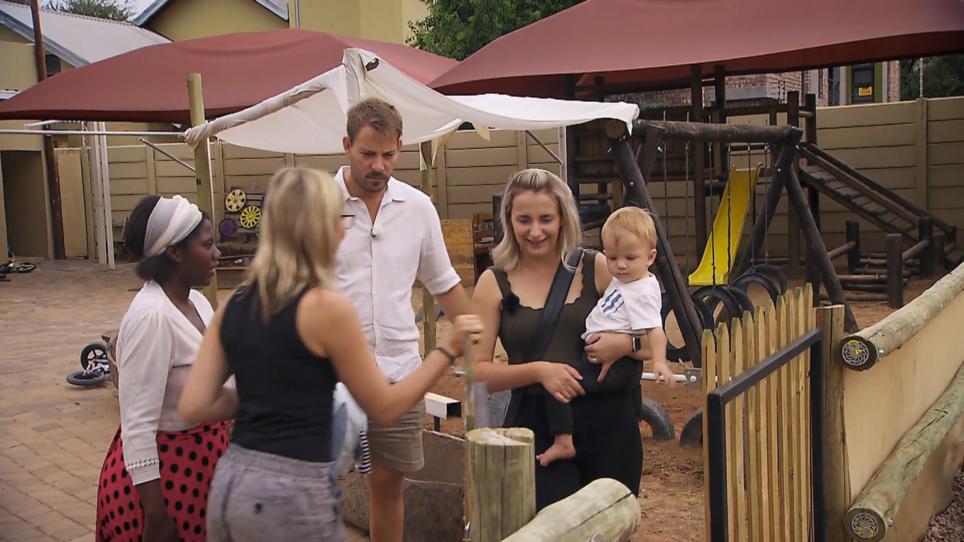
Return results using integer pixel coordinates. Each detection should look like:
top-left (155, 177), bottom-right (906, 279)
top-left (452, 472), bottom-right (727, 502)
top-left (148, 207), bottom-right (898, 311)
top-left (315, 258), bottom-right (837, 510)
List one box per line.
top-left (652, 359), bottom-right (676, 386)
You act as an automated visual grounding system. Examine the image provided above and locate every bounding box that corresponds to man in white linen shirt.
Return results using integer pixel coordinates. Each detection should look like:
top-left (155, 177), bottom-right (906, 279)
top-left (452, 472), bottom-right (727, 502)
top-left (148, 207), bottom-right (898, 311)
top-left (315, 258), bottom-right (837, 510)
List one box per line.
top-left (334, 98), bottom-right (473, 542)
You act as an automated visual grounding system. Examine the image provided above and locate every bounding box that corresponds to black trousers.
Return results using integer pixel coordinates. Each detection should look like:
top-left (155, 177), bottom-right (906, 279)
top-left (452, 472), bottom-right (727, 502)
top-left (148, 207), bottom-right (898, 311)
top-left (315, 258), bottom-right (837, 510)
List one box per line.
top-left (544, 355), bottom-right (643, 435)
top-left (512, 391), bottom-right (643, 510)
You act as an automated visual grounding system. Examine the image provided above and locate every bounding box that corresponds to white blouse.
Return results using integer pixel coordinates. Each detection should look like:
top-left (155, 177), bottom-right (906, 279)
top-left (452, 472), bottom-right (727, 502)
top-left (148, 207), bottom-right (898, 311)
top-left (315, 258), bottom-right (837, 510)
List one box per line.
top-left (116, 281), bottom-right (213, 485)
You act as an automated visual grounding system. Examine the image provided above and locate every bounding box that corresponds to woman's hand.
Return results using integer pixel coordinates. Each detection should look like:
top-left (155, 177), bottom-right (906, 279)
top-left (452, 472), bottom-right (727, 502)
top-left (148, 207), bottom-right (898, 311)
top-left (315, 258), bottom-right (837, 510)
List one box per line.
top-left (138, 480), bottom-right (178, 542)
top-left (441, 314), bottom-right (484, 357)
top-left (584, 332), bottom-right (633, 365)
top-left (538, 362), bottom-right (584, 403)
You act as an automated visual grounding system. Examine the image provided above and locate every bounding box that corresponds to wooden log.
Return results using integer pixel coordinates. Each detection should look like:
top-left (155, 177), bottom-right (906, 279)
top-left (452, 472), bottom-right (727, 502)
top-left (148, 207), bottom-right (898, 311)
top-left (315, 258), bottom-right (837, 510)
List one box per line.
top-left (844, 364), bottom-right (964, 542)
top-left (783, 166), bottom-right (858, 330)
top-left (502, 478), bottom-right (639, 542)
top-left (466, 428), bottom-right (536, 542)
top-left (846, 220), bottom-right (861, 274)
top-left (887, 234), bottom-right (904, 309)
top-left (816, 305), bottom-right (851, 542)
top-left (628, 119), bottom-right (794, 143)
top-left (918, 217), bottom-right (935, 278)
top-left (837, 262), bottom-right (964, 370)
top-left (901, 239), bottom-right (929, 262)
top-left (420, 141), bottom-right (438, 354)
top-left (828, 241), bottom-right (857, 261)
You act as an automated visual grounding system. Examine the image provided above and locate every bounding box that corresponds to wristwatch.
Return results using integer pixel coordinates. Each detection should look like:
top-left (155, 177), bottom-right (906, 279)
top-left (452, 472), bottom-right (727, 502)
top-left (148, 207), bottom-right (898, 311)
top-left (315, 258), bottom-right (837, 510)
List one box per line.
top-left (631, 334), bottom-right (643, 353)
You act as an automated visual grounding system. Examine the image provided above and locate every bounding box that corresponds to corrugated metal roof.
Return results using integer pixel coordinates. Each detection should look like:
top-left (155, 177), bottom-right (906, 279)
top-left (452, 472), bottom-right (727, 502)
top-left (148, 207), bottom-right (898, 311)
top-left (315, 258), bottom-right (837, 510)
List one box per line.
top-left (132, 0), bottom-right (288, 26)
top-left (0, 0), bottom-right (168, 67)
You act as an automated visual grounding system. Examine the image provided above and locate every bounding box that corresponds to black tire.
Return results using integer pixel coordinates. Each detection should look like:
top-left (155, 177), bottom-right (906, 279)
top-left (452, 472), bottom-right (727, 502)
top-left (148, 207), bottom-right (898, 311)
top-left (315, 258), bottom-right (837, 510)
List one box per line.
top-left (692, 286), bottom-right (745, 325)
top-left (66, 369), bottom-right (109, 387)
top-left (661, 293), bottom-right (714, 363)
top-left (727, 285), bottom-right (756, 313)
top-left (679, 409), bottom-right (703, 447)
top-left (733, 272), bottom-right (780, 304)
top-left (640, 395), bottom-right (675, 441)
top-left (80, 342), bottom-right (109, 370)
top-left (747, 264), bottom-right (788, 295)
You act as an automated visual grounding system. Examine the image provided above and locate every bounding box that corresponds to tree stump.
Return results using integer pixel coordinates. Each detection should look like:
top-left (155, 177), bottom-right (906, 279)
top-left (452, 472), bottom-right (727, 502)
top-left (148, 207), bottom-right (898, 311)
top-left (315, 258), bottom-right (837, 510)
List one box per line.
top-left (465, 427), bottom-right (535, 542)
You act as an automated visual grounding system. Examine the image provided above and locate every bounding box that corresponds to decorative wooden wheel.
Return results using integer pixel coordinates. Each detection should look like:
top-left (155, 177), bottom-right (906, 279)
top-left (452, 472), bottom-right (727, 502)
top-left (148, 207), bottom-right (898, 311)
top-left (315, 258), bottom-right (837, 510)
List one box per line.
top-left (225, 188), bottom-right (247, 212)
top-left (239, 205), bottom-right (262, 229)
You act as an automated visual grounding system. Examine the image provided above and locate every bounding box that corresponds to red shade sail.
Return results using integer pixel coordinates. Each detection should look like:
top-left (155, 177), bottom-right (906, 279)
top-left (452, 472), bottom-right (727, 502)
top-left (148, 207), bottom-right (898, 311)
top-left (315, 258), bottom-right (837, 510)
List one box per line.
top-left (431, 0), bottom-right (964, 97)
top-left (0, 28), bottom-right (457, 123)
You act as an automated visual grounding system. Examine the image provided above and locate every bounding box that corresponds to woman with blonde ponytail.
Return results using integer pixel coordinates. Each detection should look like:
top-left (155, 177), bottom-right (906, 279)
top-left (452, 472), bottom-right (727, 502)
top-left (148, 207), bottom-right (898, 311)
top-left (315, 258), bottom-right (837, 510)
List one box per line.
top-left (178, 167), bottom-right (481, 541)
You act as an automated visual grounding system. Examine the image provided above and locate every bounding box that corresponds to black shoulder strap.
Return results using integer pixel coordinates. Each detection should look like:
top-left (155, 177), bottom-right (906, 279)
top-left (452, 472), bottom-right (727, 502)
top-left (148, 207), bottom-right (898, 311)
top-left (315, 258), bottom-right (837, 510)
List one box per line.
top-left (524, 247), bottom-right (583, 362)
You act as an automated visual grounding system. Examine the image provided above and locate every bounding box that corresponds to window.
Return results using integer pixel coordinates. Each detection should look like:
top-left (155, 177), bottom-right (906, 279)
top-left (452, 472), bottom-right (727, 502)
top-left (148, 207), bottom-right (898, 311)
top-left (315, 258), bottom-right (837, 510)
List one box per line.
top-left (44, 54), bottom-right (61, 77)
top-left (850, 63), bottom-right (875, 104)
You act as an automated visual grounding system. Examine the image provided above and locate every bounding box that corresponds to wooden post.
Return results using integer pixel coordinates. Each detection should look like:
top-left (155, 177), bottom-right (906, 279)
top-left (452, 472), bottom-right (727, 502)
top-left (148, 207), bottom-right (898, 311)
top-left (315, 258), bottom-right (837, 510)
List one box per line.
top-left (845, 220), bottom-right (861, 274)
top-left (466, 428), bottom-right (535, 542)
top-left (786, 91), bottom-right (802, 277)
top-left (419, 141), bottom-right (438, 355)
top-left (887, 234), bottom-right (904, 309)
top-left (804, 93), bottom-right (821, 230)
top-left (816, 305), bottom-right (851, 542)
top-left (691, 64), bottom-right (708, 255)
top-left (918, 217), bottom-right (934, 278)
top-left (933, 233), bottom-right (946, 273)
top-left (713, 65), bottom-right (728, 179)
top-left (29, 0), bottom-right (65, 260)
top-left (187, 73), bottom-right (219, 307)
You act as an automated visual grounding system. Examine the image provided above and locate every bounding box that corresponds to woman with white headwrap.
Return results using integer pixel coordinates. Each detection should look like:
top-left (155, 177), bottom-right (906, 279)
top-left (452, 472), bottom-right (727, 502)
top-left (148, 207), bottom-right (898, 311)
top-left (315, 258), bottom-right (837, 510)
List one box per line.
top-left (96, 195), bottom-right (230, 542)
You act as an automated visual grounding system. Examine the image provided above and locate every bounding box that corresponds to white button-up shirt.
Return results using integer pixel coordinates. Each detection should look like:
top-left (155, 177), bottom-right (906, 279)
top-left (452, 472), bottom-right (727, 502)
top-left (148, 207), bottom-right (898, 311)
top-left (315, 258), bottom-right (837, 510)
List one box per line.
top-left (334, 167), bottom-right (461, 382)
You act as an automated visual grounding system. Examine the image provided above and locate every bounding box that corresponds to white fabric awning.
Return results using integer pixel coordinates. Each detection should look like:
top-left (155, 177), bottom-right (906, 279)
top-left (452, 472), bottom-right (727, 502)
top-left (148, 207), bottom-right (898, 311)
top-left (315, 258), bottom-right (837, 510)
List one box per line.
top-left (185, 48), bottom-right (639, 155)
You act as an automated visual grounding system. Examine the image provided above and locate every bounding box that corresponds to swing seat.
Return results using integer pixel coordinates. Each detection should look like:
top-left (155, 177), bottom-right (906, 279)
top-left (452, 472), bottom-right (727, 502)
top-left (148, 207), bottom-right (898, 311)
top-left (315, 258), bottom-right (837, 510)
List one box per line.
top-left (688, 165), bottom-right (762, 286)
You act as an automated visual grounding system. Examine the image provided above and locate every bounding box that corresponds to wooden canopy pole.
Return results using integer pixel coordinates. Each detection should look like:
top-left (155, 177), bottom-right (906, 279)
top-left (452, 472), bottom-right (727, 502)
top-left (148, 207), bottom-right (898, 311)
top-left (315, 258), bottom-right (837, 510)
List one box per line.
top-left (419, 141), bottom-right (438, 355)
top-left (187, 73), bottom-right (219, 307)
top-left (29, 0), bottom-right (65, 259)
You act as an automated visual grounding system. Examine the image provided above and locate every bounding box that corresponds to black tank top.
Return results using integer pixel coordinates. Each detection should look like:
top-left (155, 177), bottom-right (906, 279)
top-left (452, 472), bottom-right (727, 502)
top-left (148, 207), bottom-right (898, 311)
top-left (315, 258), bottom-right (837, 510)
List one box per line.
top-left (220, 285), bottom-right (336, 462)
top-left (493, 250), bottom-right (600, 367)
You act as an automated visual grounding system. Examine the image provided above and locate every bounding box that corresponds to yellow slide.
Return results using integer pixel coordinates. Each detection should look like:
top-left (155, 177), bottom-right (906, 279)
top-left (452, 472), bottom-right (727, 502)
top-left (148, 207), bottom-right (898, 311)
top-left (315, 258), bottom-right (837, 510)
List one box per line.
top-left (688, 165), bottom-right (762, 286)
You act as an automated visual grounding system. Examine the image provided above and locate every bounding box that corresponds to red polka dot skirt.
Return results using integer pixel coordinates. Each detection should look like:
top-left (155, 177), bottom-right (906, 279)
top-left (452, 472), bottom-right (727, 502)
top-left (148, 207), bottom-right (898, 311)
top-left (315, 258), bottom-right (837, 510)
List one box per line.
top-left (96, 422), bottom-right (230, 541)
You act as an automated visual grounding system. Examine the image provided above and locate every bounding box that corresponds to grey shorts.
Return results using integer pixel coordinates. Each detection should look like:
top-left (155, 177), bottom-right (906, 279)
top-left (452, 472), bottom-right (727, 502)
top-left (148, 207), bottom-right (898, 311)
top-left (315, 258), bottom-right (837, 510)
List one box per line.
top-left (207, 444), bottom-right (346, 542)
top-left (366, 402), bottom-right (425, 473)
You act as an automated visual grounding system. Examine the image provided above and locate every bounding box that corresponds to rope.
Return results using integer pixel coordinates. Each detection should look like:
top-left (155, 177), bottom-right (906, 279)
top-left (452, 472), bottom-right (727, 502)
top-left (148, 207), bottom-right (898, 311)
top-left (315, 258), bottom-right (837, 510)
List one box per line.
top-left (764, 144), bottom-right (771, 264)
top-left (748, 143), bottom-right (755, 266)
top-left (709, 140), bottom-right (717, 288)
top-left (726, 143), bottom-right (733, 281)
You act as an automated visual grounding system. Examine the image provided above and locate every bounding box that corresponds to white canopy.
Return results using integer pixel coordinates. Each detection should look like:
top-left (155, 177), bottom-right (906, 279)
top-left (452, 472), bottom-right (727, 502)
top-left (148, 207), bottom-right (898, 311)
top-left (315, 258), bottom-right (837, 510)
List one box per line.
top-left (185, 48), bottom-right (639, 155)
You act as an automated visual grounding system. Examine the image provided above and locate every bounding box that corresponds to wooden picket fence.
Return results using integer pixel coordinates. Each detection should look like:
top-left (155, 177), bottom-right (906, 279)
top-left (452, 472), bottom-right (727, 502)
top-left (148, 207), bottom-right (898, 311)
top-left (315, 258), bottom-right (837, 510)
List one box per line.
top-left (702, 284), bottom-right (817, 541)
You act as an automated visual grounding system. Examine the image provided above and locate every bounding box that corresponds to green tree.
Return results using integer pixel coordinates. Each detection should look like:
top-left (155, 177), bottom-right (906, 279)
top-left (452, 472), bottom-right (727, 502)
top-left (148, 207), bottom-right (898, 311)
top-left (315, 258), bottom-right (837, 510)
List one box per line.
top-left (900, 55), bottom-right (964, 100)
top-left (408, 0), bottom-right (584, 60)
top-left (44, 0), bottom-right (135, 22)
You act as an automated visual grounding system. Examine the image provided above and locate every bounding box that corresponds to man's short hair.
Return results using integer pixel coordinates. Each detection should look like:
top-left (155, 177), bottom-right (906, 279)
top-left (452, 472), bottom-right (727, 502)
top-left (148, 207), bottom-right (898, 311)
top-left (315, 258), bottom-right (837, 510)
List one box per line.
top-left (346, 98), bottom-right (403, 142)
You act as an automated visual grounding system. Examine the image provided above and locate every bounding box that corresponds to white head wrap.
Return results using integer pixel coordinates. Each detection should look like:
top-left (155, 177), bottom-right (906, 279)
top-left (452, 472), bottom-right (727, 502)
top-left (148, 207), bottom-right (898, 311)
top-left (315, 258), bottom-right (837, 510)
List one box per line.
top-left (143, 195), bottom-right (204, 257)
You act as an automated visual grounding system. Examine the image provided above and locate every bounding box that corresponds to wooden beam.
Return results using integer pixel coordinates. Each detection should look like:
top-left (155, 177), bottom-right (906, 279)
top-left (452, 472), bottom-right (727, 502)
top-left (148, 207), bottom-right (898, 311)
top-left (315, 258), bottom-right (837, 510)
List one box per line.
top-left (837, 263), bottom-right (964, 370)
top-left (631, 119), bottom-right (794, 143)
top-left (844, 364), bottom-right (964, 542)
top-left (783, 168), bottom-right (858, 330)
top-left (187, 73), bottom-right (219, 307)
top-left (419, 141), bottom-right (438, 355)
